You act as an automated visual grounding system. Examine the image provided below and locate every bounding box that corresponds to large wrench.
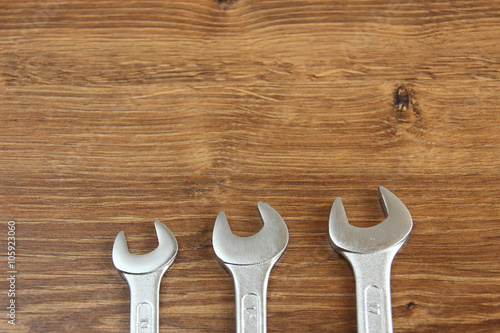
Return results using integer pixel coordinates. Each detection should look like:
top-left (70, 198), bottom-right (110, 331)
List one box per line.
top-left (212, 202), bottom-right (289, 333)
top-left (113, 221), bottom-right (178, 333)
top-left (329, 187), bottom-right (412, 333)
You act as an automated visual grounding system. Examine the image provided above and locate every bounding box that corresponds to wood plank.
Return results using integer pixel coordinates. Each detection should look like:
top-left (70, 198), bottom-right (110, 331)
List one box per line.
top-left (0, 1), bottom-right (499, 331)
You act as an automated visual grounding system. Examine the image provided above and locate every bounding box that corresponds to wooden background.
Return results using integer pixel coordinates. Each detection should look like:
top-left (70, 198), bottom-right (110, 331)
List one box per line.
top-left (0, 0), bottom-right (499, 332)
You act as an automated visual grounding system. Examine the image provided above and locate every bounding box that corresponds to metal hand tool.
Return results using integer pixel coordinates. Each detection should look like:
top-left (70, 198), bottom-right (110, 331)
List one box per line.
top-left (113, 221), bottom-right (178, 333)
top-left (213, 202), bottom-right (289, 333)
top-left (329, 187), bottom-right (412, 333)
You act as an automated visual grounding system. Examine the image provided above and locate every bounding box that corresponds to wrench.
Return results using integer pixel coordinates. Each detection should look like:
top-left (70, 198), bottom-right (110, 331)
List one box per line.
top-left (113, 221), bottom-right (178, 333)
top-left (329, 187), bottom-right (412, 333)
top-left (212, 202), bottom-right (289, 333)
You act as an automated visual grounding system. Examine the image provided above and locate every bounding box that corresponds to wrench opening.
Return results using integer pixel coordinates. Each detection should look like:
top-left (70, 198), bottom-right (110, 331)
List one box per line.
top-left (113, 221), bottom-right (178, 274)
top-left (213, 201), bottom-right (289, 266)
top-left (329, 186), bottom-right (413, 254)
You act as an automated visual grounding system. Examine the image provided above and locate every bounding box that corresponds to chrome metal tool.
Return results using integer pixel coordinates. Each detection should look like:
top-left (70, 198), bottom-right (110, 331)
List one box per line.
top-left (113, 221), bottom-right (178, 333)
top-left (329, 187), bottom-right (412, 333)
top-left (213, 202), bottom-right (289, 333)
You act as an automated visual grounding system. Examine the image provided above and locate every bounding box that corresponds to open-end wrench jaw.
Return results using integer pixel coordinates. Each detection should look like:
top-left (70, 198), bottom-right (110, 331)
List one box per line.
top-left (112, 221), bottom-right (178, 333)
top-left (213, 201), bottom-right (289, 266)
top-left (212, 202), bottom-right (289, 333)
top-left (112, 221), bottom-right (178, 274)
top-left (329, 186), bottom-right (413, 254)
top-left (328, 187), bottom-right (413, 333)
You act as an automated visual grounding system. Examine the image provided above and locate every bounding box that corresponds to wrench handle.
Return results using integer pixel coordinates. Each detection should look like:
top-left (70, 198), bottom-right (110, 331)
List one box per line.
top-left (225, 262), bottom-right (275, 333)
top-left (343, 247), bottom-right (401, 333)
top-left (120, 271), bottom-right (164, 333)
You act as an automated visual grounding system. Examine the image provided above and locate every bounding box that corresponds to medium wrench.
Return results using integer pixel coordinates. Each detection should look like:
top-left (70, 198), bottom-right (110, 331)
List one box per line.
top-left (113, 221), bottom-right (178, 333)
top-left (329, 187), bottom-right (412, 333)
top-left (212, 202), bottom-right (289, 333)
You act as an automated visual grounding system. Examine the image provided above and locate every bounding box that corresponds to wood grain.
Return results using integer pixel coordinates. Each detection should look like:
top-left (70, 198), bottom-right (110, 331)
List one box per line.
top-left (0, 1), bottom-right (499, 332)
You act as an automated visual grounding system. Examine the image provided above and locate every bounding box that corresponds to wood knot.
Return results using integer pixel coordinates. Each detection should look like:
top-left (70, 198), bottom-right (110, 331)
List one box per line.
top-left (406, 302), bottom-right (416, 310)
top-left (215, 0), bottom-right (239, 10)
top-left (395, 85), bottom-right (410, 112)
top-left (393, 84), bottom-right (421, 119)
top-left (383, 84), bottom-right (429, 144)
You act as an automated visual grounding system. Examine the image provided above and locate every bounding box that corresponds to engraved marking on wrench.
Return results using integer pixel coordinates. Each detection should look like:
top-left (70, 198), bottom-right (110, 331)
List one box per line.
top-left (242, 293), bottom-right (261, 330)
top-left (366, 285), bottom-right (382, 315)
top-left (365, 285), bottom-right (384, 332)
top-left (137, 302), bottom-right (152, 332)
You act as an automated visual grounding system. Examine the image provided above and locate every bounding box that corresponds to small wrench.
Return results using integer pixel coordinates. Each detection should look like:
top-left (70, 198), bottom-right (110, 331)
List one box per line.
top-left (212, 202), bottom-right (289, 333)
top-left (329, 187), bottom-right (412, 333)
top-left (113, 221), bottom-right (178, 333)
